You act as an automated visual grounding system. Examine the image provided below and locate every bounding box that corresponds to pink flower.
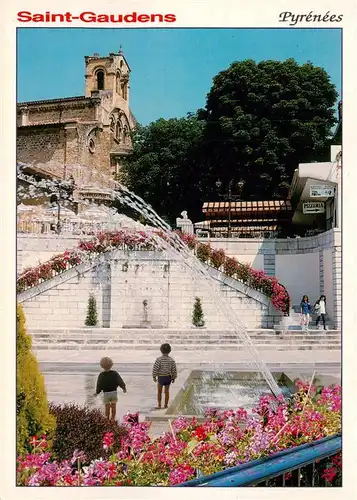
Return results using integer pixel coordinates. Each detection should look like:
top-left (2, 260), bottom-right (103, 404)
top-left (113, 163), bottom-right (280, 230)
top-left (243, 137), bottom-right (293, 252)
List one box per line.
top-left (71, 449), bottom-right (87, 463)
top-left (169, 464), bottom-right (196, 485)
top-left (102, 432), bottom-right (114, 450)
top-left (172, 416), bottom-right (191, 432)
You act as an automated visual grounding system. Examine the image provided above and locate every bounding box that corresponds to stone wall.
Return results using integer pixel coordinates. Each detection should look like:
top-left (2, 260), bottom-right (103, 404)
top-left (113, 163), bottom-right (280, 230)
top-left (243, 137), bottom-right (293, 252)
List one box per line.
top-left (17, 122), bottom-right (118, 181)
top-left (17, 99), bottom-right (97, 127)
top-left (205, 230), bottom-right (341, 327)
top-left (76, 123), bottom-right (118, 176)
top-left (17, 229), bottom-right (341, 328)
top-left (19, 252), bottom-right (280, 330)
top-left (17, 126), bottom-right (66, 176)
top-left (17, 234), bottom-right (84, 272)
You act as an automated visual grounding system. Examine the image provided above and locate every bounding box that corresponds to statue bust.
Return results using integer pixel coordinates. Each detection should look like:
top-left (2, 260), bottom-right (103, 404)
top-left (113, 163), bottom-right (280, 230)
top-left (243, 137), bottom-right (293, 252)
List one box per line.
top-left (180, 211), bottom-right (188, 220)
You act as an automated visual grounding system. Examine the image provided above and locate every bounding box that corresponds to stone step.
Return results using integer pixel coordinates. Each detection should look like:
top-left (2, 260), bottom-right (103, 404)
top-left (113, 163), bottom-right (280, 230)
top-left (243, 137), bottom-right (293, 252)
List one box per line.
top-left (29, 328), bottom-right (340, 336)
top-left (29, 328), bottom-right (280, 334)
top-left (32, 343), bottom-right (341, 351)
top-left (30, 330), bottom-right (340, 336)
top-left (29, 339), bottom-right (341, 350)
top-left (30, 332), bottom-right (341, 340)
top-left (29, 333), bottom-right (340, 341)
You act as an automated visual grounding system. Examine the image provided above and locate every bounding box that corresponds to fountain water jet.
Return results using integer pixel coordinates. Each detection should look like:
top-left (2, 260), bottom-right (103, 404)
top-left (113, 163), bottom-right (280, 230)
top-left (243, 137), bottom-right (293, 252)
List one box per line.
top-left (17, 166), bottom-right (281, 398)
top-left (113, 184), bottom-right (281, 398)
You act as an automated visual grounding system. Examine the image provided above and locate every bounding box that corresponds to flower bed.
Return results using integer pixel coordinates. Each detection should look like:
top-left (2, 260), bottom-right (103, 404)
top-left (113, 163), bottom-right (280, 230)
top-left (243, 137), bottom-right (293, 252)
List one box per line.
top-left (17, 230), bottom-right (157, 293)
top-left (178, 233), bottom-right (290, 314)
top-left (17, 382), bottom-right (341, 486)
top-left (17, 229), bottom-right (290, 314)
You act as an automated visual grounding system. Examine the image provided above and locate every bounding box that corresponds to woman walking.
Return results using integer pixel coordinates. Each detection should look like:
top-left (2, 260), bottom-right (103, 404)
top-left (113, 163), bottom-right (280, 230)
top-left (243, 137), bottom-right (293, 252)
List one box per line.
top-left (300, 295), bottom-right (312, 331)
top-left (315, 295), bottom-right (327, 330)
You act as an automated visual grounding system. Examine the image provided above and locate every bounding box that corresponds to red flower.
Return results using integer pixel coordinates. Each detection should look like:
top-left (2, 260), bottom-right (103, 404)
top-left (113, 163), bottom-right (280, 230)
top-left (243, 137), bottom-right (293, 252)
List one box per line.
top-left (322, 467), bottom-right (337, 483)
top-left (193, 426), bottom-right (207, 441)
top-left (103, 432), bottom-right (114, 450)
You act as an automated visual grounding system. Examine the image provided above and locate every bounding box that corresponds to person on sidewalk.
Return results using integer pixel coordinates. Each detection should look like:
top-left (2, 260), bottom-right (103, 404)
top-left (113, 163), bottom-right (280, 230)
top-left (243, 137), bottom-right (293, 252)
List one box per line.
top-left (315, 295), bottom-right (327, 330)
top-left (300, 295), bottom-right (312, 331)
top-left (94, 357), bottom-right (127, 421)
top-left (152, 343), bottom-right (177, 410)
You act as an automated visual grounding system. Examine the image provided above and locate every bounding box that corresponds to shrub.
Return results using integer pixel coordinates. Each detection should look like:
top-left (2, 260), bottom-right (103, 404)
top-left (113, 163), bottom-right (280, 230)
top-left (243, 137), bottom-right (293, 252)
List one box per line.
top-left (196, 243), bottom-right (211, 263)
top-left (49, 403), bottom-right (128, 462)
top-left (177, 231), bottom-right (197, 250)
top-left (210, 248), bottom-right (226, 269)
top-left (192, 297), bottom-right (205, 327)
top-left (236, 262), bottom-right (251, 284)
top-left (224, 256), bottom-right (239, 277)
top-left (16, 305), bottom-right (56, 454)
top-left (85, 294), bottom-right (98, 326)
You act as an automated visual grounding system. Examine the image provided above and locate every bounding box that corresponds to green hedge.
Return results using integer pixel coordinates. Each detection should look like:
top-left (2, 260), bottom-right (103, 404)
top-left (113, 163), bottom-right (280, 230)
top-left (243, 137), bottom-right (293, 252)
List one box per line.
top-left (16, 305), bottom-right (56, 454)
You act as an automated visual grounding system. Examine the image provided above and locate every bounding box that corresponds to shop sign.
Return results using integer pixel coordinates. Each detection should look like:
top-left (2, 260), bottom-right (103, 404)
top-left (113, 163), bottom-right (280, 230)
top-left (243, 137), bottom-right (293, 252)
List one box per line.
top-left (303, 202), bottom-right (325, 214)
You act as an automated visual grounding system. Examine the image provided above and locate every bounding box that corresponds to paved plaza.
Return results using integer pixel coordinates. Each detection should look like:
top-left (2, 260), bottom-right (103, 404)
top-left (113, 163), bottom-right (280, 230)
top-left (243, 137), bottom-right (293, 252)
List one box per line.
top-left (38, 347), bottom-right (341, 437)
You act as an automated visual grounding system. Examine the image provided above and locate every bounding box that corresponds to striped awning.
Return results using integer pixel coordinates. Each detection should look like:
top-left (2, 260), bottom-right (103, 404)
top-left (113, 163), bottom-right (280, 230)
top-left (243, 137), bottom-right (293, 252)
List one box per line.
top-left (215, 225), bottom-right (278, 233)
top-left (202, 200), bottom-right (292, 216)
top-left (195, 218), bottom-right (278, 227)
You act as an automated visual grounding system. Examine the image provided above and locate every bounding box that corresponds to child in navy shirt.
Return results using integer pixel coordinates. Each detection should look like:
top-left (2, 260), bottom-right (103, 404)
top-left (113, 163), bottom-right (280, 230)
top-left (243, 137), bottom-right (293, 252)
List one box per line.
top-left (300, 295), bottom-right (312, 331)
top-left (94, 357), bottom-right (126, 421)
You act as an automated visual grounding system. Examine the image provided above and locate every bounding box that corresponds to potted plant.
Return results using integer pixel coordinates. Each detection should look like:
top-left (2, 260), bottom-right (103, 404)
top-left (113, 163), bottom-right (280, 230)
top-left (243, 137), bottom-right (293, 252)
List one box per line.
top-left (85, 294), bottom-right (98, 327)
top-left (192, 297), bottom-right (205, 328)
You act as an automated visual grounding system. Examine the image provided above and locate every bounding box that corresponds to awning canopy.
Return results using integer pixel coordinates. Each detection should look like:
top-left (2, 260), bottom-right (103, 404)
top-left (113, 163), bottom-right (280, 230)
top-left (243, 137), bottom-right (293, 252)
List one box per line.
top-left (195, 218), bottom-right (277, 228)
top-left (207, 225), bottom-right (278, 233)
top-left (202, 200), bottom-right (292, 217)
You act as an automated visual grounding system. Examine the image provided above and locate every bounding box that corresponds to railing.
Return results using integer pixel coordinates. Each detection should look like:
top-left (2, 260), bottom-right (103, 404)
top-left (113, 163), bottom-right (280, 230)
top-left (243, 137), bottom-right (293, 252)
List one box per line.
top-left (177, 434), bottom-right (341, 487)
top-left (17, 220), bottom-right (126, 235)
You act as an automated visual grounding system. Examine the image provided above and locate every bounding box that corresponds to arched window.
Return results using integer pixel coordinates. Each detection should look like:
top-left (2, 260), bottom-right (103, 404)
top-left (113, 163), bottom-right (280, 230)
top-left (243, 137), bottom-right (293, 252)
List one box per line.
top-left (116, 72), bottom-right (121, 95)
top-left (115, 121), bottom-right (122, 142)
top-left (121, 82), bottom-right (127, 100)
top-left (96, 70), bottom-right (104, 90)
top-left (123, 125), bottom-right (129, 144)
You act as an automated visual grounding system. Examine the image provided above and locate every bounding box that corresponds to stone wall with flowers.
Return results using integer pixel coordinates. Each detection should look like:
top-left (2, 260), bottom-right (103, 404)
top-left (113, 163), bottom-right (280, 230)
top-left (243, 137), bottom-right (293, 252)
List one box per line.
top-left (19, 250), bottom-right (282, 330)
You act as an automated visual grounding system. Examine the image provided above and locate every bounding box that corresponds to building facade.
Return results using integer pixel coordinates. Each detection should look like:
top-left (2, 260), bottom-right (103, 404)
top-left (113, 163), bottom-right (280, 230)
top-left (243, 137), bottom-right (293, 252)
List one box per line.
top-left (17, 48), bottom-right (135, 203)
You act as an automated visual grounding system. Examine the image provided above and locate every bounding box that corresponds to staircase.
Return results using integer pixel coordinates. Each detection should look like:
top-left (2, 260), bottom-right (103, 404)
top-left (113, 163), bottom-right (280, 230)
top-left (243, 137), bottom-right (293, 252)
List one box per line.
top-left (29, 328), bottom-right (341, 351)
top-left (287, 305), bottom-right (334, 330)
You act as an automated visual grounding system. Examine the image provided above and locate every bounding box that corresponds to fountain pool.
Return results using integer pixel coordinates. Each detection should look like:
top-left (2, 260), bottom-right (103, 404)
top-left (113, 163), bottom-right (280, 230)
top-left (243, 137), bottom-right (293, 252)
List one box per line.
top-left (166, 371), bottom-right (294, 417)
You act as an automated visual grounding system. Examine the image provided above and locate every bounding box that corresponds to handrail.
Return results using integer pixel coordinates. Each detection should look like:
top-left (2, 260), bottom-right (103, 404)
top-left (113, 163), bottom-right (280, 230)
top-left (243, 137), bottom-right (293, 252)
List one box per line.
top-left (177, 434), bottom-right (341, 487)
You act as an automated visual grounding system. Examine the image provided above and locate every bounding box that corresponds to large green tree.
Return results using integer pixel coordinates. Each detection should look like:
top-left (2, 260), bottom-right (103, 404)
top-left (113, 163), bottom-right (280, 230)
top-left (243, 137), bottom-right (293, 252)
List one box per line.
top-left (118, 114), bottom-right (205, 223)
top-left (119, 59), bottom-right (338, 223)
top-left (200, 58), bottom-right (338, 199)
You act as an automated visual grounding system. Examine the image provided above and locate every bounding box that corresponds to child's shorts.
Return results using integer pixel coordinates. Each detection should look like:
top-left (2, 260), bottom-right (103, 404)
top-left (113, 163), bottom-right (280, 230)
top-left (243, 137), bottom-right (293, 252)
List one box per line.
top-left (103, 391), bottom-right (118, 404)
top-left (158, 375), bottom-right (172, 387)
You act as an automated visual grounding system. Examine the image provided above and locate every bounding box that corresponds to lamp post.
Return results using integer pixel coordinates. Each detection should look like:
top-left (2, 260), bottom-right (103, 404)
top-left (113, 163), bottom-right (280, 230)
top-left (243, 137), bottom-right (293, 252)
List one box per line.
top-left (215, 179), bottom-right (245, 238)
top-left (50, 176), bottom-right (75, 234)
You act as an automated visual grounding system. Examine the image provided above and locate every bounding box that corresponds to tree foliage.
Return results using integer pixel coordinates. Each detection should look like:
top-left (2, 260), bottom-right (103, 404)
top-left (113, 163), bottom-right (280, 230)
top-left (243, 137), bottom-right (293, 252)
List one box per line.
top-left (200, 58), bottom-right (338, 199)
top-left (120, 59), bottom-right (338, 221)
top-left (17, 305), bottom-right (56, 454)
top-left (118, 114), bottom-right (205, 223)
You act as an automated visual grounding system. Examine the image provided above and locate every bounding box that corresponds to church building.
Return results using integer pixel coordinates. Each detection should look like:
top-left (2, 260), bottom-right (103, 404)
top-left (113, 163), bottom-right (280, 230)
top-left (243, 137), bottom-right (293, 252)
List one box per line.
top-left (17, 48), bottom-right (135, 205)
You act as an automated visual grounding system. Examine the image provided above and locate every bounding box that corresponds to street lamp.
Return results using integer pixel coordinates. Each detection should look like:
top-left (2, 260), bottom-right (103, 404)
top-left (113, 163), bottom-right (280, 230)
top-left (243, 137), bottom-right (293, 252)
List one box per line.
top-left (49, 176), bottom-right (75, 234)
top-left (215, 178), bottom-right (245, 238)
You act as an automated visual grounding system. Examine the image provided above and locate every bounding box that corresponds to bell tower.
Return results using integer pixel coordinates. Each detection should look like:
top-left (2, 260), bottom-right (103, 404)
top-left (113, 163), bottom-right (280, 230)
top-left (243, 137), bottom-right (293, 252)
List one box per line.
top-left (84, 47), bottom-right (130, 105)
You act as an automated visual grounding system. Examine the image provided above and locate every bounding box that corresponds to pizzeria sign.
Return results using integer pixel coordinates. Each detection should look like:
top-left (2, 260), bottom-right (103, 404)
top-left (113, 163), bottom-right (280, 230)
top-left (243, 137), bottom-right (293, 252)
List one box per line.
top-left (303, 202), bottom-right (325, 214)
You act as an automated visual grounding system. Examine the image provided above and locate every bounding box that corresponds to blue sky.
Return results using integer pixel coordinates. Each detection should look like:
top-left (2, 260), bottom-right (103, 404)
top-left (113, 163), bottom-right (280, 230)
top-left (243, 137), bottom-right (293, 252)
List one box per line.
top-left (17, 28), bottom-right (341, 125)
